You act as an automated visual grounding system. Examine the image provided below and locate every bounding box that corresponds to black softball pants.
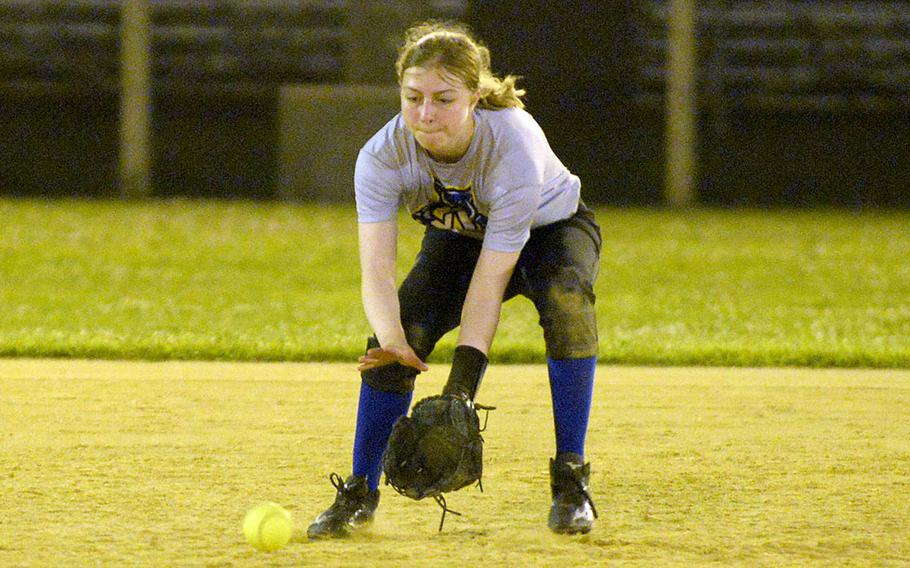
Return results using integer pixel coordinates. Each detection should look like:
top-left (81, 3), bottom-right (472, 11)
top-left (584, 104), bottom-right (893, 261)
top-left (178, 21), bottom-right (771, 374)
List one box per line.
top-left (362, 204), bottom-right (602, 394)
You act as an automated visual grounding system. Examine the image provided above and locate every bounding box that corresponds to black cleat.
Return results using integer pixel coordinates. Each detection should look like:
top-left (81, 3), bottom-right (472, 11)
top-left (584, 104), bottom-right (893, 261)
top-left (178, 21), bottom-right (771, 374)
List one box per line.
top-left (307, 473), bottom-right (379, 539)
top-left (548, 453), bottom-right (598, 534)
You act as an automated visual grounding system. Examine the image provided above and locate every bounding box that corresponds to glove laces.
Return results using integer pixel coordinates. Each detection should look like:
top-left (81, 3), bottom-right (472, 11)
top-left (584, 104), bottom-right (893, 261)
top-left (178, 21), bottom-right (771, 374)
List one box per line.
top-left (432, 494), bottom-right (462, 532)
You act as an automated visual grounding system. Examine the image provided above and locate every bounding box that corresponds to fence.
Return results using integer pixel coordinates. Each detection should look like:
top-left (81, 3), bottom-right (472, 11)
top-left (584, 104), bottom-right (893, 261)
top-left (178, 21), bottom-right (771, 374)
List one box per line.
top-left (636, 1), bottom-right (910, 112)
top-left (634, 0), bottom-right (910, 207)
top-left (1, 0), bottom-right (909, 205)
top-left (0, 1), bottom-right (464, 198)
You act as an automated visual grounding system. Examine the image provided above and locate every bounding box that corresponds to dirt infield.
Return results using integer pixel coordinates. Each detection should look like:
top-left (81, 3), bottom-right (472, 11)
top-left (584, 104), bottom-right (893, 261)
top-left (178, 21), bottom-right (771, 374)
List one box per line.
top-left (2, 359), bottom-right (908, 566)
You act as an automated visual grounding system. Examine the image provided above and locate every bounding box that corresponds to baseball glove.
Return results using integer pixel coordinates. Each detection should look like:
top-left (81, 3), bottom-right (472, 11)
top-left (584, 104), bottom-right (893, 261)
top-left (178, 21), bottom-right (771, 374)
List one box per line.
top-left (381, 394), bottom-right (493, 529)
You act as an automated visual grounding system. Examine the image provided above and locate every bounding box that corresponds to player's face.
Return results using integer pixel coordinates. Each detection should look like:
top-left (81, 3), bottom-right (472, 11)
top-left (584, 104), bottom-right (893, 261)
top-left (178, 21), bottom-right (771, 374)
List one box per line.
top-left (400, 65), bottom-right (479, 163)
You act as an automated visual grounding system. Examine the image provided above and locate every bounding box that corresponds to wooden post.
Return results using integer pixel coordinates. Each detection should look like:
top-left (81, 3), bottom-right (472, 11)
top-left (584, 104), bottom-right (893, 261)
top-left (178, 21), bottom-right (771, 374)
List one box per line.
top-left (119, 0), bottom-right (152, 198)
top-left (665, 0), bottom-right (697, 207)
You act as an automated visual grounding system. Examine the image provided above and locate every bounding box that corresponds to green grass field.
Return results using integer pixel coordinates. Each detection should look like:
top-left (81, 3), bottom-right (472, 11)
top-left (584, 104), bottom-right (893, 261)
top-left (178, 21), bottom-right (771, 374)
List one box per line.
top-left (2, 199), bottom-right (909, 565)
top-left (1, 199), bottom-right (908, 367)
top-left (1, 359), bottom-right (908, 566)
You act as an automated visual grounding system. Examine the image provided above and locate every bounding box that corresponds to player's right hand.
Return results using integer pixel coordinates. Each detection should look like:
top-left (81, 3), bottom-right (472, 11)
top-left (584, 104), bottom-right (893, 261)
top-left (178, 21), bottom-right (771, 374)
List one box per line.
top-left (357, 343), bottom-right (429, 373)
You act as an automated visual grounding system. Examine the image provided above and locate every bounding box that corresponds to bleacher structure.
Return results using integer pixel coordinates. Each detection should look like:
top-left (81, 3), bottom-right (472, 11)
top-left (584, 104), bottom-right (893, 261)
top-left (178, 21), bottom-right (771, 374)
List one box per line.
top-left (6, 1), bottom-right (909, 109)
top-left (0, 0), bottom-right (466, 93)
top-left (635, 1), bottom-right (910, 112)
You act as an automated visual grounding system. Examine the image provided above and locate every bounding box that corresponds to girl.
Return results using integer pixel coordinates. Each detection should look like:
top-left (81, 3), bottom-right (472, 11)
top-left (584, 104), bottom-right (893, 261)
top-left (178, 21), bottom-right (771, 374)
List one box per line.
top-left (308, 21), bottom-right (601, 537)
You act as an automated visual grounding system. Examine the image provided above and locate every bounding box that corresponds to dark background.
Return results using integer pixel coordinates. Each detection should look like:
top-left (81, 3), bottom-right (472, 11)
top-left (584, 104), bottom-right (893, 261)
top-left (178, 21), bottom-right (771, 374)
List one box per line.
top-left (1, 0), bottom-right (909, 207)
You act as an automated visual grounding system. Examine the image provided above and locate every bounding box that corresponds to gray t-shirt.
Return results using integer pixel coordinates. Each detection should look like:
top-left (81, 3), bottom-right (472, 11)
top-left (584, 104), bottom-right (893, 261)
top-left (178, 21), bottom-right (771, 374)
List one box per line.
top-left (355, 107), bottom-right (581, 253)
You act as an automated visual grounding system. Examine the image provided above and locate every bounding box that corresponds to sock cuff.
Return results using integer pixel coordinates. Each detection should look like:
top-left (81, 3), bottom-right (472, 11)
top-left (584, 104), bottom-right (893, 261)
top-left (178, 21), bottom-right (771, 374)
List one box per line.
top-left (547, 355), bottom-right (597, 375)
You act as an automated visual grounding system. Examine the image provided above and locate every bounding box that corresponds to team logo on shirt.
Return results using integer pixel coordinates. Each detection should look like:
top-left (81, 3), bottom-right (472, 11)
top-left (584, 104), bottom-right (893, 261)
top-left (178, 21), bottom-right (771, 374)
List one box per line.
top-left (412, 176), bottom-right (488, 233)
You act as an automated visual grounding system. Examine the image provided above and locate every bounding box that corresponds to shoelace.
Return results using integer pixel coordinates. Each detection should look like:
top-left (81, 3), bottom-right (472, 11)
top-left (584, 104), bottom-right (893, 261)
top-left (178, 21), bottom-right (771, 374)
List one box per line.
top-left (565, 467), bottom-right (599, 519)
top-left (328, 472), bottom-right (346, 493)
top-left (327, 472), bottom-right (365, 514)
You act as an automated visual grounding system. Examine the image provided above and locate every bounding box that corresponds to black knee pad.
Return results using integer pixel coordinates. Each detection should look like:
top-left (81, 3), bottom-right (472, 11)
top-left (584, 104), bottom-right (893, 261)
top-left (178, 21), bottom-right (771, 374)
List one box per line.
top-left (360, 336), bottom-right (418, 394)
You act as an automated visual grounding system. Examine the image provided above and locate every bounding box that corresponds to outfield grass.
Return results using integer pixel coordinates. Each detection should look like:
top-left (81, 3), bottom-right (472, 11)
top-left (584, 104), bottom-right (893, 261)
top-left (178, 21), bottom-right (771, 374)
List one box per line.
top-left (1, 199), bottom-right (908, 367)
top-left (1, 359), bottom-right (908, 566)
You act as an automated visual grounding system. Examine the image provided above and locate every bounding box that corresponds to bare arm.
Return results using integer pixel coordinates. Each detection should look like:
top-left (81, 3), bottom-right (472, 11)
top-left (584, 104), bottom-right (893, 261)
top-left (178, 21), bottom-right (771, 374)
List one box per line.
top-left (456, 248), bottom-right (521, 354)
top-left (357, 220), bottom-right (427, 372)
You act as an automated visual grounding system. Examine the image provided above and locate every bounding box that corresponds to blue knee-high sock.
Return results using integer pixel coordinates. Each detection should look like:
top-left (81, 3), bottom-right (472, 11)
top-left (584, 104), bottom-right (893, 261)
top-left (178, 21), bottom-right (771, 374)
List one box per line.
top-left (547, 356), bottom-right (596, 459)
top-left (352, 382), bottom-right (413, 491)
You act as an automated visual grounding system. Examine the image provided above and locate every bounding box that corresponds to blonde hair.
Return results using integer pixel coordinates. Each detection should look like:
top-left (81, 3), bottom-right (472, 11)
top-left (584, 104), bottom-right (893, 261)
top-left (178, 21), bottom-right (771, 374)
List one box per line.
top-left (395, 21), bottom-right (526, 110)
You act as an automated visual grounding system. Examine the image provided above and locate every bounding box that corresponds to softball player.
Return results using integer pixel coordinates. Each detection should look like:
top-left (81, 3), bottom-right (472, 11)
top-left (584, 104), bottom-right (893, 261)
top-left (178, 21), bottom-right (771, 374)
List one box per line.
top-left (308, 21), bottom-right (601, 537)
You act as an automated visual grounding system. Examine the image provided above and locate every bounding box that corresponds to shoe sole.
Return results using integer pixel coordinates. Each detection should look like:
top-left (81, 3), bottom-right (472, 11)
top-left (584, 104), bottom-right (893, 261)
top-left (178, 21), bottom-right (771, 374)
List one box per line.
top-left (306, 517), bottom-right (374, 540)
top-left (549, 524), bottom-right (592, 535)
